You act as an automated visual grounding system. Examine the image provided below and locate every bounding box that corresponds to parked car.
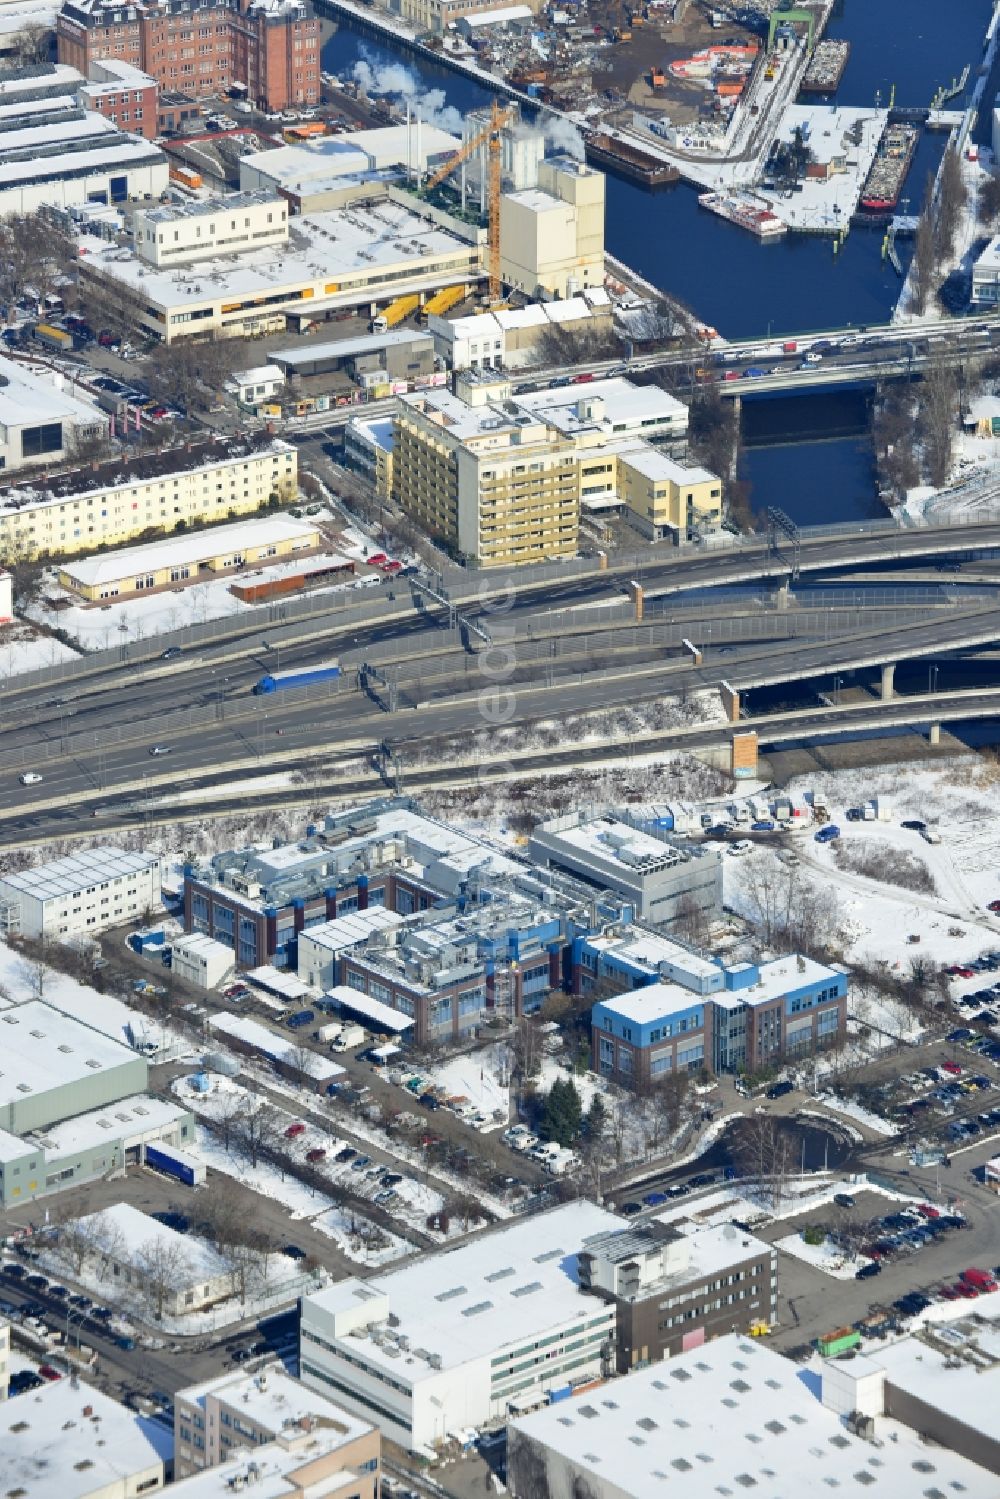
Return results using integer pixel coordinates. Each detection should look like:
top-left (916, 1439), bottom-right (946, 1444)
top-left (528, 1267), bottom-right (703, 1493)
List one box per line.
top-left (284, 1122), bottom-right (306, 1139)
top-left (855, 1261), bottom-right (881, 1279)
top-left (620, 1201), bottom-right (643, 1216)
top-left (834, 1193), bottom-right (856, 1208)
top-left (282, 1244), bottom-right (307, 1260)
top-left (643, 1191), bottom-right (668, 1206)
top-left (815, 824), bottom-right (841, 843)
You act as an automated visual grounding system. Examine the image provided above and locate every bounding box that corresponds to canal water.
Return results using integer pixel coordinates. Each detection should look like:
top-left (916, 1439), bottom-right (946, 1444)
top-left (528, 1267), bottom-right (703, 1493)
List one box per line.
top-left (321, 0), bottom-right (988, 522)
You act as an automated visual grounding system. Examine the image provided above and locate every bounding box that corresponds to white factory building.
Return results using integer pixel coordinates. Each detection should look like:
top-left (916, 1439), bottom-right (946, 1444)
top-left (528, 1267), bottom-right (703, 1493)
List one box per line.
top-left (239, 122), bottom-right (461, 209)
top-left (508, 1333), bottom-right (1000, 1499)
top-left (297, 907), bottom-right (405, 992)
top-left (0, 95), bottom-right (166, 215)
top-left (0, 353), bottom-right (108, 473)
top-left (79, 193), bottom-right (482, 343)
top-left (300, 1201), bottom-right (621, 1453)
top-left (0, 847), bottom-right (162, 940)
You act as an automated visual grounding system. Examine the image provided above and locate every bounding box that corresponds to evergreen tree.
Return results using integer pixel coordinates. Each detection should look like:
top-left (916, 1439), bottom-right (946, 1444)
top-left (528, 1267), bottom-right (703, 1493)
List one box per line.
top-left (584, 1093), bottom-right (608, 1142)
top-left (541, 1077), bottom-right (584, 1146)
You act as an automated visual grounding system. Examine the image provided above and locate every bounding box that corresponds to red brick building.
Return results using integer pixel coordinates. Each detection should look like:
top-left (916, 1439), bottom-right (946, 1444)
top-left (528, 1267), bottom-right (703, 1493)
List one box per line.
top-left (57, 0), bottom-right (320, 113)
top-left (79, 59), bottom-right (159, 139)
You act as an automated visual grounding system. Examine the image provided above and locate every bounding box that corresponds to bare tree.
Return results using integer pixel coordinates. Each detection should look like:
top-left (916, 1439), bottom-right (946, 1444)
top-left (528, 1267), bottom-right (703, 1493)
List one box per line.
top-left (917, 364), bottom-right (959, 488)
top-left (935, 146), bottom-right (967, 263)
top-left (8, 23), bottom-right (50, 64)
top-left (56, 1208), bottom-right (112, 1276)
top-left (135, 1234), bottom-right (193, 1320)
top-left (236, 1096), bottom-right (282, 1168)
top-left (979, 174), bottom-right (1000, 228)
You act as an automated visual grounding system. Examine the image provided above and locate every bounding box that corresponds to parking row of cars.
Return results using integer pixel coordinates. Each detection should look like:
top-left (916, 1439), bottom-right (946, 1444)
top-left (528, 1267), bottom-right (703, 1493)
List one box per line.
top-left (854, 1202), bottom-right (968, 1278)
top-left (282, 1121), bottom-right (408, 1210)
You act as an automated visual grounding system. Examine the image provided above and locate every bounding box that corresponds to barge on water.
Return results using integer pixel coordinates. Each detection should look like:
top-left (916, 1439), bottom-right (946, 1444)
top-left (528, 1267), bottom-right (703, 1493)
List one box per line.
top-left (584, 131), bottom-right (679, 188)
top-left (799, 38), bottom-right (850, 94)
top-left (859, 123), bottom-right (918, 211)
top-left (698, 191), bottom-right (787, 238)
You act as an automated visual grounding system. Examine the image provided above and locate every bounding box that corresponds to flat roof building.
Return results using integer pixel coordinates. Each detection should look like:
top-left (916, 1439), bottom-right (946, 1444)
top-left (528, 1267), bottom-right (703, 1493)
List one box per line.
top-left (0, 846), bottom-right (162, 938)
top-left (206, 1012), bottom-right (346, 1092)
top-left (578, 1221), bottom-right (776, 1370)
top-left (509, 1334), bottom-right (1000, 1499)
top-left (0, 1375), bottom-right (165, 1499)
top-left (79, 195), bottom-right (482, 343)
top-left (498, 156), bottom-right (605, 299)
top-left (170, 932), bottom-right (236, 990)
top-left (300, 1201), bottom-right (622, 1452)
top-left (169, 1426), bottom-right (378, 1499)
top-left (174, 1361), bottom-right (379, 1480)
top-left (0, 999), bottom-right (149, 1136)
top-left (56, 514), bottom-right (320, 601)
top-left (529, 807), bottom-right (722, 926)
top-left (240, 123), bottom-right (461, 208)
top-left (0, 352), bottom-right (108, 474)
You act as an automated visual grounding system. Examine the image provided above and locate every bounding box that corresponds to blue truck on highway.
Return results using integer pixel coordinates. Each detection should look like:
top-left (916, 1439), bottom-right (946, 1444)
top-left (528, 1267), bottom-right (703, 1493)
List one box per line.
top-left (144, 1142), bottom-right (206, 1187)
top-left (253, 660), bottom-right (340, 695)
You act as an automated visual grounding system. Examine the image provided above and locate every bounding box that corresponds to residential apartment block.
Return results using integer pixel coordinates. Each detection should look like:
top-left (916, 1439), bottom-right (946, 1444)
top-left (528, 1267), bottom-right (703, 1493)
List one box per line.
top-left (57, 0), bottom-right (320, 113)
top-left (0, 847), bottom-right (161, 939)
top-left (174, 1362), bottom-right (379, 1480)
top-left (578, 1221), bottom-right (777, 1368)
top-left (393, 375), bottom-right (699, 567)
top-left (0, 434), bottom-right (296, 559)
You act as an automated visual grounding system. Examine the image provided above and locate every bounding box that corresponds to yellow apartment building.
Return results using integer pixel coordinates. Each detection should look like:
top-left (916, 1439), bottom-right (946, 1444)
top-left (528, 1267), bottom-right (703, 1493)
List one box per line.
top-left (0, 436), bottom-right (298, 561)
top-left (616, 445), bottom-right (723, 538)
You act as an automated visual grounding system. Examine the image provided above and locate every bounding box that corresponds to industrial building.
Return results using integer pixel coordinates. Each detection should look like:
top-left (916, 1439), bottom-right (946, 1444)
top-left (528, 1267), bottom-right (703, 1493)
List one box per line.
top-left (392, 375), bottom-right (699, 566)
top-left (270, 330), bottom-right (437, 390)
top-left (206, 1011), bottom-right (346, 1092)
top-left (498, 156), bottom-right (605, 298)
top-left (300, 1201), bottom-right (621, 1452)
top-left (578, 1221), bottom-right (777, 1369)
top-left (79, 195), bottom-right (482, 342)
top-left (57, 0), bottom-right (320, 113)
top-left (0, 1375), bottom-right (166, 1499)
top-left (0, 847), bottom-right (162, 939)
top-left (0, 999), bottom-right (149, 1138)
top-left (0, 434), bottom-right (297, 559)
top-left (182, 797), bottom-right (519, 968)
top-left (0, 1093), bottom-right (195, 1206)
top-left (0, 78), bottom-right (167, 213)
top-left (57, 514), bottom-right (320, 601)
top-left (296, 907), bottom-right (406, 992)
top-left (396, 0), bottom-right (539, 34)
top-left (508, 1334), bottom-right (1000, 1499)
top-left (174, 1362), bottom-right (380, 1480)
top-left (529, 807), bottom-right (722, 926)
top-left (239, 123), bottom-right (461, 208)
top-left (0, 352), bottom-right (109, 474)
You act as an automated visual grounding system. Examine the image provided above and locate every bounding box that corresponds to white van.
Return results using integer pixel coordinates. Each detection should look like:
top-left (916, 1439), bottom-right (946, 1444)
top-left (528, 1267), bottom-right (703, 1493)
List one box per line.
top-left (19, 771), bottom-right (42, 785)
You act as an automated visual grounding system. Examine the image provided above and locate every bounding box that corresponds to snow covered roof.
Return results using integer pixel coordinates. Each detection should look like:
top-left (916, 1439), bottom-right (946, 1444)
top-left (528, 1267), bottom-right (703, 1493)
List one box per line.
top-left (324, 983), bottom-right (413, 1033)
top-left (299, 907), bottom-right (404, 955)
top-left (510, 1334), bottom-right (999, 1499)
top-left (28, 1094), bottom-right (187, 1158)
top-left (0, 1000), bottom-right (140, 1107)
top-left (178, 1359), bottom-right (373, 1445)
top-left (59, 515), bottom-right (318, 587)
top-left (207, 1012), bottom-right (346, 1082)
top-left (304, 1201), bottom-right (621, 1376)
top-left (459, 4), bottom-right (532, 24)
top-left (0, 846), bottom-right (158, 900)
top-left (245, 965), bottom-right (315, 1001)
top-left (75, 1201), bottom-right (230, 1279)
top-left (0, 351), bottom-right (104, 433)
top-left (0, 1376), bottom-right (164, 1499)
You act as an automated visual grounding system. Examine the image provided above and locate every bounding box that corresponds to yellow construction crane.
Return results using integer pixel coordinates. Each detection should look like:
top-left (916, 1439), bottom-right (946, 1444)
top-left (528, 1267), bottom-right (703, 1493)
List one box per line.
top-left (424, 100), bottom-right (513, 305)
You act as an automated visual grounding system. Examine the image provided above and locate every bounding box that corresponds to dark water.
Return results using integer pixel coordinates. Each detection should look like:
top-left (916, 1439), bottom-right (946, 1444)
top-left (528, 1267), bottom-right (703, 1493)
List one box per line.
top-left (824, 0), bottom-right (985, 110)
top-left (739, 434), bottom-right (884, 527)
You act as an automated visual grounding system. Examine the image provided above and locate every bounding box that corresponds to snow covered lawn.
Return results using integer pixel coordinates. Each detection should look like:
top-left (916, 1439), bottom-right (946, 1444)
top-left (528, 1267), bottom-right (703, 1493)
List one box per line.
top-left (774, 1230), bottom-right (869, 1280)
top-left (0, 621), bottom-right (79, 678)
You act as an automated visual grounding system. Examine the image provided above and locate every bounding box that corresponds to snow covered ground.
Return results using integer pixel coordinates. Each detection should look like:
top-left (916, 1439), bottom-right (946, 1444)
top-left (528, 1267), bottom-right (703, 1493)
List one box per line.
top-left (774, 1229), bottom-right (869, 1280)
top-left (409, 1045), bottom-right (511, 1124)
top-left (0, 621), bottom-right (79, 678)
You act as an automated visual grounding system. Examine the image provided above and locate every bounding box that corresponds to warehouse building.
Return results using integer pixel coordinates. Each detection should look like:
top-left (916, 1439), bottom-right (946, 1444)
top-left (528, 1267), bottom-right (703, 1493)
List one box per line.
top-left (0, 1093), bottom-right (194, 1207)
top-left (0, 1000), bottom-right (149, 1137)
top-left (0, 1375), bottom-right (166, 1499)
top-left (0, 847), bottom-right (162, 939)
top-left (57, 514), bottom-right (320, 601)
top-left (578, 1221), bottom-right (776, 1369)
top-left (427, 289), bottom-right (612, 371)
top-left (0, 353), bottom-right (108, 475)
top-left (174, 1361), bottom-right (380, 1480)
top-left (0, 434), bottom-right (297, 559)
top-left (508, 1334), bottom-right (999, 1499)
top-left (270, 330), bottom-right (437, 389)
top-left (79, 195), bottom-right (482, 343)
top-left (239, 123), bottom-right (461, 208)
top-left (0, 92), bottom-right (167, 215)
top-left (130, 192), bottom-right (288, 267)
top-left (529, 808), bottom-right (722, 926)
top-left (206, 1012), bottom-right (346, 1093)
top-left (300, 1201), bottom-right (621, 1452)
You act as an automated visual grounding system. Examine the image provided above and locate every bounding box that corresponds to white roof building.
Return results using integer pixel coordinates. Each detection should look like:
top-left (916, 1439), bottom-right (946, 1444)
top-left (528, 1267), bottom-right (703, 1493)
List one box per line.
top-left (0, 846), bottom-right (162, 940)
top-left (0, 999), bottom-right (148, 1136)
top-left (0, 1373), bottom-right (165, 1499)
top-left (0, 352), bottom-right (108, 473)
top-left (509, 1334), bottom-right (1000, 1499)
top-left (239, 123), bottom-right (461, 201)
top-left (0, 103), bottom-right (166, 215)
top-left (300, 1201), bottom-right (622, 1452)
top-left (297, 908), bottom-right (405, 990)
top-left (207, 1012), bottom-right (346, 1087)
top-left (72, 1201), bottom-right (234, 1313)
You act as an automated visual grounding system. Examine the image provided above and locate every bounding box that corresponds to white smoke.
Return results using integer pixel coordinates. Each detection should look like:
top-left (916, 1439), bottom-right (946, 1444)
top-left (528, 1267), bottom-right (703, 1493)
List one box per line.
top-left (349, 53), bottom-right (465, 134)
top-left (542, 113), bottom-right (586, 161)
